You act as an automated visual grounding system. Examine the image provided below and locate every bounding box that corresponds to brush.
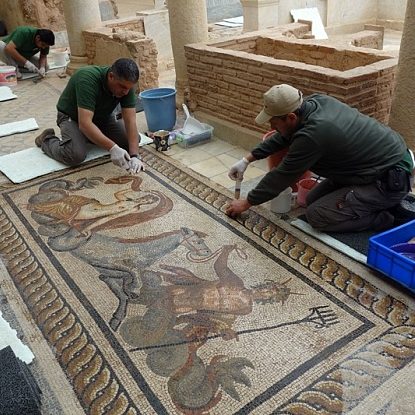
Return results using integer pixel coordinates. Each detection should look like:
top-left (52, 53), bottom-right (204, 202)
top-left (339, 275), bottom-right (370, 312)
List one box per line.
top-left (234, 179), bottom-right (242, 200)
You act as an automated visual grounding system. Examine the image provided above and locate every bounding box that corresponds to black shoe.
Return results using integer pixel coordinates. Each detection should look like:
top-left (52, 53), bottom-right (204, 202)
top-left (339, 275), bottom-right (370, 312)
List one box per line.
top-left (390, 194), bottom-right (415, 226)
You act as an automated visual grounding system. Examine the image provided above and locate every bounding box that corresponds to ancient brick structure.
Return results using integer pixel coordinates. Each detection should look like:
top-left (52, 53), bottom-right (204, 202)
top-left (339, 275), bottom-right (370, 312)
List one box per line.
top-left (83, 17), bottom-right (158, 91)
top-left (185, 24), bottom-right (397, 133)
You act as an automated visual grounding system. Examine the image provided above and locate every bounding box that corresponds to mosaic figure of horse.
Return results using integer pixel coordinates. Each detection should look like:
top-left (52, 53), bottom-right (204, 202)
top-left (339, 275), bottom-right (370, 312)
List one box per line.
top-left (49, 226), bottom-right (211, 330)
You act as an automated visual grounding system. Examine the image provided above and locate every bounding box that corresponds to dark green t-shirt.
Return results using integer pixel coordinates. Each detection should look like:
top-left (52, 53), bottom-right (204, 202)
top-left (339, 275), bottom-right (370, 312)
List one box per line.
top-left (2, 26), bottom-right (49, 59)
top-left (57, 65), bottom-right (136, 124)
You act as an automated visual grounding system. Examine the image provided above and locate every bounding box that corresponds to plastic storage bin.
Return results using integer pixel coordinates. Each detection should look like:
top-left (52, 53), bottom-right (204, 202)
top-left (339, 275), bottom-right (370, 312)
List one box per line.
top-left (176, 124), bottom-right (213, 148)
top-left (367, 220), bottom-right (415, 291)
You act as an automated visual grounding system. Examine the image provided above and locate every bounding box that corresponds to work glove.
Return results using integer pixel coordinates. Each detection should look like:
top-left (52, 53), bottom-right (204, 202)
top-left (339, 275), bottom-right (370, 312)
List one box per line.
top-left (39, 66), bottom-right (46, 77)
top-left (128, 155), bottom-right (145, 174)
top-left (228, 157), bottom-right (250, 181)
top-left (24, 60), bottom-right (39, 73)
top-left (109, 144), bottom-right (130, 170)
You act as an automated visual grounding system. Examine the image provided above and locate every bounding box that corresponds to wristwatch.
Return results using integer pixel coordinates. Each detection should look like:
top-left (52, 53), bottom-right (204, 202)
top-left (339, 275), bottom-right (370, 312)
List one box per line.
top-left (130, 154), bottom-right (141, 159)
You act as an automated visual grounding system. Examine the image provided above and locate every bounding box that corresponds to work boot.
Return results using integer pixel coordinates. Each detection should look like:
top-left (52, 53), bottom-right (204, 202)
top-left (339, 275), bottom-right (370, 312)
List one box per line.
top-left (35, 128), bottom-right (55, 147)
top-left (390, 194), bottom-right (415, 227)
top-left (372, 210), bottom-right (395, 232)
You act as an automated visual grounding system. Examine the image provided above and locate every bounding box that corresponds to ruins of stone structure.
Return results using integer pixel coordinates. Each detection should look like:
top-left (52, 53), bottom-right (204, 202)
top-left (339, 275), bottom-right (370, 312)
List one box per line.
top-left (185, 23), bottom-right (397, 139)
top-left (83, 18), bottom-right (159, 91)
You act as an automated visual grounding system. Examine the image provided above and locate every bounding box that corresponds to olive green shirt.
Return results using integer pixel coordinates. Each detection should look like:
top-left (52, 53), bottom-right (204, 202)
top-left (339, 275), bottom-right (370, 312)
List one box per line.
top-left (57, 65), bottom-right (136, 124)
top-left (2, 26), bottom-right (49, 59)
top-left (248, 94), bottom-right (412, 205)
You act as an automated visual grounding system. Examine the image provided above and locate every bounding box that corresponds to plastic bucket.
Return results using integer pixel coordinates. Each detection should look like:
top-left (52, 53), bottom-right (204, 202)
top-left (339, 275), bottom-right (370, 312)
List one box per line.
top-left (271, 187), bottom-right (292, 214)
top-left (53, 51), bottom-right (68, 66)
top-left (0, 66), bottom-right (17, 86)
top-left (297, 178), bottom-right (319, 207)
top-left (139, 87), bottom-right (176, 132)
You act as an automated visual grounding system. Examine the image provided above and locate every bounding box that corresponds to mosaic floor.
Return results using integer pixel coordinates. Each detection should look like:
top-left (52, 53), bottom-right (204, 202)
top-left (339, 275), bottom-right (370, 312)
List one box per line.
top-left (1, 148), bottom-right (415, 414)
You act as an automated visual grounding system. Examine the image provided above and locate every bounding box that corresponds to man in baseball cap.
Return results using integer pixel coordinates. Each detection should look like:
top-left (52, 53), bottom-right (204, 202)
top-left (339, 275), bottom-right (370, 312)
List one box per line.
top-left (225, 84), bottom-right (413, 233)
top-left (255, 84), bottom-right (303, 125)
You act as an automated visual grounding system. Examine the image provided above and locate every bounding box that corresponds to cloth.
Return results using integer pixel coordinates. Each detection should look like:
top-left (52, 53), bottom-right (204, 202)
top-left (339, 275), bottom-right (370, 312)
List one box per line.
top-left (1, 26), bottom-right (49, 59)
top-left (248, 94), bottom-right (410, 206)
top-left (57, 66), bottom-right (136, 124)
top-left (40, 111), bottom-right (129, 166)
top-left (305, 176), bottom-right (410, 232)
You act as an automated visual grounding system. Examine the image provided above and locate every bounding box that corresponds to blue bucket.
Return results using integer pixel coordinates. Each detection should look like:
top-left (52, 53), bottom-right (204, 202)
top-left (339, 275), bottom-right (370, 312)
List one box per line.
top-left (139, 87), bottom-right (177, 132)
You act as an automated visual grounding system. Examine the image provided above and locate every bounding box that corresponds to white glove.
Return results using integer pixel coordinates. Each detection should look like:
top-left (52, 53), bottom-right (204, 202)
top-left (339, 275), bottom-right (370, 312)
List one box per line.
top-left (128, 155), bottom-right (145, 174)
top-left (109, 144), bottom-right (130, 170)
top-left (228, 157), bottom-right (250, 181)
top-left (24, 60), bottom-right (39, 73)
top-left (39, 66), bottom-right (46, 77)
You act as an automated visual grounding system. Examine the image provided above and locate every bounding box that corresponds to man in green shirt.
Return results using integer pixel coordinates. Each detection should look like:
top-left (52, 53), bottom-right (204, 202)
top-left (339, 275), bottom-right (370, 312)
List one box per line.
top-left (0, 26), bottom-right (54, 78)
top-left (226, 84), bottom-right (414, 232)
top-left (34, 58), bottom-right (144, 174)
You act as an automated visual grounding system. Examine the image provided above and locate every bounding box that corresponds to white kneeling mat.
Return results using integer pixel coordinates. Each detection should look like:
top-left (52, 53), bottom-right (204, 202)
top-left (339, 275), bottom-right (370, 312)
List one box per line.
top-left (0, 146), bottom-right (108, 183)
top-left (0, 86), bottom-right (17, 102)
top-left (0, 133), bottom-right (154, 183)
top-left (0, 118), bottom-right (38, 137)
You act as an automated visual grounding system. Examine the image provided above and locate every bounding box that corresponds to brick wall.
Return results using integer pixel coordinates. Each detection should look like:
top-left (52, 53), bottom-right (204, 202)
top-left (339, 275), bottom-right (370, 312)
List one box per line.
top-left (83, 25), bottom-right (158, 92)
top-left (185, 28), bottom-right (397, 132)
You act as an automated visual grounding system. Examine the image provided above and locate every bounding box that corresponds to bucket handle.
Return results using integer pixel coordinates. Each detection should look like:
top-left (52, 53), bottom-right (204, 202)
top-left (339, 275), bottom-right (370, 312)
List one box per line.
top-left (182, 104), bottom-right (191, 120)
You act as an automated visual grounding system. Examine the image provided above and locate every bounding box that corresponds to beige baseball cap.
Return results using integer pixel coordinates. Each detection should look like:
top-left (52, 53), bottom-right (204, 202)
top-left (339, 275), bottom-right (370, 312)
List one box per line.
top-left (255, 84), bottom-right (303, 125)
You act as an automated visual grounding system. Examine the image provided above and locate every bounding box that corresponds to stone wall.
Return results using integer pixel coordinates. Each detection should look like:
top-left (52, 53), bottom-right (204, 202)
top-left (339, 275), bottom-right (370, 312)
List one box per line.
top-left (185, 26), bottom-right (397, 133)
top-left (1, 0), bottom-right (117, 34)
top-left (83, 18), bottom-right (158, 91)
top-left (1, 0), bottom-right (64, 32)
top-left (377, 0), bottom-right (407, 29)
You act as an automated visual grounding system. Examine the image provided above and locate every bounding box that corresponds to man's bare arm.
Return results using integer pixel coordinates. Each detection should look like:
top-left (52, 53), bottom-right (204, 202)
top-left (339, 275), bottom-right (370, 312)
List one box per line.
top-left (4, 41), bottom-right (26, 65)
top-left (78, 107), bottom-right (115, 150)
top-left (121, 107), bottom-right (139, 156)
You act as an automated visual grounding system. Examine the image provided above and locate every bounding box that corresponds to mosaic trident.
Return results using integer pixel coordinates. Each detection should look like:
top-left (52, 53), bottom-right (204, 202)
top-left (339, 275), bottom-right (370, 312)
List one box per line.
top-left (130, 305), bottom-right (340, 351)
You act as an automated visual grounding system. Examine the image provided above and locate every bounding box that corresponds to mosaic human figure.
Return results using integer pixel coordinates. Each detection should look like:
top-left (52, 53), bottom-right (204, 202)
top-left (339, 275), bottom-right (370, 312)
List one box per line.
top-left (27, 176), bottom-right (212, 329)
top-left (121, 244), bottom-right (299, 413)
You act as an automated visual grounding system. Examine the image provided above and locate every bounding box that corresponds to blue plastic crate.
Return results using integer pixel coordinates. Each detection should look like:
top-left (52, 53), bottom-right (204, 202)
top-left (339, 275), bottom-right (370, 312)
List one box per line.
top-left (367, 220), bottom-right (415, 291)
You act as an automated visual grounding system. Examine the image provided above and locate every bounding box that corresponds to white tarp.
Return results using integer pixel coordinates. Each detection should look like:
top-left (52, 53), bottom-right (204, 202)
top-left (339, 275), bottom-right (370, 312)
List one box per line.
top-left (290, 7), bottom-right (328, 40)
top-left (215, 15), bottom-right (243, 27)
top-left (0, 309), bottom-right (34, 364)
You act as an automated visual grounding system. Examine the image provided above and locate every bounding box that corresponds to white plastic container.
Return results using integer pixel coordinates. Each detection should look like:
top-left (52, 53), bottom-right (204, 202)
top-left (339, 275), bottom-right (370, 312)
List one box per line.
top-left (52, 50), bottom-right (69, 66)
top-left (0, 66), bottom-right (17, 86)
top-left (176, 124), bottom-right (213, 148)
top-left (270, 187), bottom-right (292, 214)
